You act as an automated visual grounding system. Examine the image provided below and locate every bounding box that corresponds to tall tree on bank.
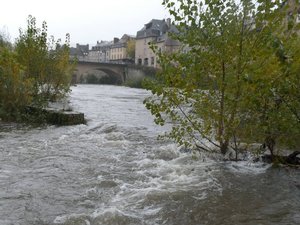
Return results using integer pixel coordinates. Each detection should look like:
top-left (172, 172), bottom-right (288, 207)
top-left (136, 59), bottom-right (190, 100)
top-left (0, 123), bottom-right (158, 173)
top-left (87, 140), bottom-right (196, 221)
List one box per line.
top-left (0, 16), bottom-right (74, 120)
top-left (15, 15), bottom-right (73, 106)
top-left (144, 0), bottom-right (300, 155)
top-left (0, 34), bottom-right (33, 119)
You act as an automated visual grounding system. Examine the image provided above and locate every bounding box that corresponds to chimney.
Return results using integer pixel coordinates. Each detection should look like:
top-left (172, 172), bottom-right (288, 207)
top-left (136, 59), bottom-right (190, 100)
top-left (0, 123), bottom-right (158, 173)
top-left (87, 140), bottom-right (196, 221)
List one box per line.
top-left (113, 37), bottom-right (119, 44)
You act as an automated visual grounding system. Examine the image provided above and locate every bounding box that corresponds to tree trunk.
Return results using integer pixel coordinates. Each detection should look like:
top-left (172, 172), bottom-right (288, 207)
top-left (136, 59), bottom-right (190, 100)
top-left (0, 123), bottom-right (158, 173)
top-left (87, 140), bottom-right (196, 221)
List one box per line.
top-left (265, 136), bottom-right (276, 158)
top-left (220, 141), bottom-right (229, 155)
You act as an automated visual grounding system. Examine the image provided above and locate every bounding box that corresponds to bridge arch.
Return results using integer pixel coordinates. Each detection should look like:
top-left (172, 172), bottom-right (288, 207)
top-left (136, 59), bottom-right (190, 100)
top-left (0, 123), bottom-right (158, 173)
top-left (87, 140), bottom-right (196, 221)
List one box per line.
top-left (74, 62), bottom-right (127, 84)
top-left (73, 61), bottom-right (156, 86)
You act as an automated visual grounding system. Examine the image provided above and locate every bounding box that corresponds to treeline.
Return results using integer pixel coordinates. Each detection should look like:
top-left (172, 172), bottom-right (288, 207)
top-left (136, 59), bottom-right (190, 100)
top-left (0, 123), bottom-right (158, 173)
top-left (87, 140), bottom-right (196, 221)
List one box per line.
top-left (0, 16), bottom-right (74, 121)
top-left (144, 0), bottom-right (300, 160)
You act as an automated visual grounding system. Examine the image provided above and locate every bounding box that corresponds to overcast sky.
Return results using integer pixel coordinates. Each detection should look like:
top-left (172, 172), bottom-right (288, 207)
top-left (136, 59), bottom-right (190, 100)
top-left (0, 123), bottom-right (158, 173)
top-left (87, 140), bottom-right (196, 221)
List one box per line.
top-left (0, 0), bottom-right (169, 47)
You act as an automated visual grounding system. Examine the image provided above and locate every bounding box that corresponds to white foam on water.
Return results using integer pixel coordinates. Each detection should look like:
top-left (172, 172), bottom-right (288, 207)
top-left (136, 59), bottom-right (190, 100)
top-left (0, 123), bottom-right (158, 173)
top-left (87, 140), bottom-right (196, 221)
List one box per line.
top-left (70, 131), bottom-right (131, 153)
top-left (88, 206), bottom-right (144, 225)
top-left (104, 131), bottom-right (125, 141)
top-left (52, 143), bottom-right (221, 224)
top-left (225, 160), bottom-right (272, 174)
top-left (53, 213), bottom-right (89, 224)
top-left (91, 206), bottom-right (140, 219)
top-left (192, 193), bottom-right (208, 201)
top-left (58, 135), bottom-right (68, 141)
top-left (97, 175), bottom-right (104, 180)
top-left (86, 143), bottom-right (222, 222)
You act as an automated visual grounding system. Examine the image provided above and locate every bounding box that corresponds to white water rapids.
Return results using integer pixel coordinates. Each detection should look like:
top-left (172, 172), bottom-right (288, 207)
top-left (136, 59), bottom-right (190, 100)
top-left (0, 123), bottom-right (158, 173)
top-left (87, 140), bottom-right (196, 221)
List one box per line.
top-left (0, 85), bottom-right (299, 225)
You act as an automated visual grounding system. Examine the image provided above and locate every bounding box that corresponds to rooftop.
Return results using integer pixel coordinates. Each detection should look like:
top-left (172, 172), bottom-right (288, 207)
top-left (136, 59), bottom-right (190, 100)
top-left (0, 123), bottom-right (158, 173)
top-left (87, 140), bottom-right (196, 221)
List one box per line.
top-left (136, 19), bottom-right (177, 39)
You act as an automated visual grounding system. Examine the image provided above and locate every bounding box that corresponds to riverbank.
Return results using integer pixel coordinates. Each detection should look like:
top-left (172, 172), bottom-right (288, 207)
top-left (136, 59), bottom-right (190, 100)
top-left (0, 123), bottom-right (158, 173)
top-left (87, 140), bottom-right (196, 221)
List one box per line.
top-left (25, 100), bottom-right (85, 126)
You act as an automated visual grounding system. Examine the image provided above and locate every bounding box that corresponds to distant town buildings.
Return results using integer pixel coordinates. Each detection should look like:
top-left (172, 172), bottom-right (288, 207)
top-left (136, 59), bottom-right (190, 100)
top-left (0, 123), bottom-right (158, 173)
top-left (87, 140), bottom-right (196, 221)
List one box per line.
top-left (70, 44), bottom-right (89, 61)
top-left (69, 17), bottom-right (181, 68)
top-left (71, 34), bottom-right (135, 64)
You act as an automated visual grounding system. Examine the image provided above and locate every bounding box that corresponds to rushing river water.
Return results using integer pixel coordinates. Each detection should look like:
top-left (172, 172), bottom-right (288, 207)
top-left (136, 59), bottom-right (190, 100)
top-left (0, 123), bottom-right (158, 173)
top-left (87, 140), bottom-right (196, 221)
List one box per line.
top-left (0, 85), bottom-right (299, 225)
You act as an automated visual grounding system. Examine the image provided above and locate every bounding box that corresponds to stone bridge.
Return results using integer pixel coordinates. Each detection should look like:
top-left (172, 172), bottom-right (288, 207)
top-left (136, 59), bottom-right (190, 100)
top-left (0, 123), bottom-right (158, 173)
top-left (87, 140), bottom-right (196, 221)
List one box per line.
top-left (73, 61), bottom-right (156, 85)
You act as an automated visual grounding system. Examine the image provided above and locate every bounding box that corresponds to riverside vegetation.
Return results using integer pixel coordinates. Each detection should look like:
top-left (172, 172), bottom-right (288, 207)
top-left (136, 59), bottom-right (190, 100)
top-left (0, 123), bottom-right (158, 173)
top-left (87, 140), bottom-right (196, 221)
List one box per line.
top-left (144, 0), bottom-right (300, 165)
top-left (0, 16), bottom-right (74, 123)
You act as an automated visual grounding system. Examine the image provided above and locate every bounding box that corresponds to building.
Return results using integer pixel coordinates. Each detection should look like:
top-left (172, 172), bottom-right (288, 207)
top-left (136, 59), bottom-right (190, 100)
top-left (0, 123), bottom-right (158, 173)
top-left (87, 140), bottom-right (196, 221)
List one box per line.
top-left (110, 34), bottom-right (135, 63)
top-left (73, 34), bottom-right (135, 64)
top-left (135, 18), bottom-right (180, 68)
top-left (70, 44), bottom-right (89, 61)
top-left (89, 40), bottom-right (112, 63)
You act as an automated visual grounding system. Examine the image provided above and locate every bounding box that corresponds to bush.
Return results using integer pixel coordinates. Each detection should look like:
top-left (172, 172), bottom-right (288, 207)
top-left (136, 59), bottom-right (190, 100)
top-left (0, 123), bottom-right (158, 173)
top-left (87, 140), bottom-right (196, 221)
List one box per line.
top-left (0, 16), bottom-right (74, 122)
top-left (0, 46), bottom-right (33, 120)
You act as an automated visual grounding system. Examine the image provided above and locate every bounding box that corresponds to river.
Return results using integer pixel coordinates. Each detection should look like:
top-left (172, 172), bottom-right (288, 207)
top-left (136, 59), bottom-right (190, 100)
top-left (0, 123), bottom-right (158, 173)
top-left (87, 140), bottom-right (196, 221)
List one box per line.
top-left (0, 85), bottom-right (299, 225)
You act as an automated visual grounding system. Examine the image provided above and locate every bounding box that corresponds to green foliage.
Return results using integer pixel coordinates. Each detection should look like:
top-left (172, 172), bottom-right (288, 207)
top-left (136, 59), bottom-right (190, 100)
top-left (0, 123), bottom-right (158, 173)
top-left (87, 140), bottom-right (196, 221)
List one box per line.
top-left (0, 45), bottom-right (33, 120)
top-left (15, 15), bottom-right (73, 106)
top-left (45, 34), bottom-right (74, 101)
top-left (126, 39), bottom-right (136, 59)
top-left (0, 15), bottom-right (74, 122)
top-left (124, 77), bottom-right (144, 88)
top-left (144, 0), bottom-right (300, 155)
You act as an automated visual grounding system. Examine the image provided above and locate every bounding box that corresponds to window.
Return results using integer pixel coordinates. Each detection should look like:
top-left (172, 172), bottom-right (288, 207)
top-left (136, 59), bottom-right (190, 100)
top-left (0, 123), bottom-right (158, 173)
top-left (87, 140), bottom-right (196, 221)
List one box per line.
top-left (138, 58), bottom-right (142, 65)
top-left (151, 57), bottom-right (155, 66)
top-left (144, 58), bottom-right (149, 66)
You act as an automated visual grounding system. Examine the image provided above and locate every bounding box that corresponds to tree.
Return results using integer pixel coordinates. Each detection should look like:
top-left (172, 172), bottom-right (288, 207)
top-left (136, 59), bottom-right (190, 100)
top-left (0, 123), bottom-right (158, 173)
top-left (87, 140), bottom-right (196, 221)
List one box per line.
top-left (126, 39), bottom-right (136, 60)
top-left (0, 16), bottom-right (74, 121)
top-left (45, 34), bottom-right (74, 101)
top-left (144, 0), bottom-right (300, 156)
top-left (0, 31), bottom-right (12, 49)
top-left (237, 1), bottom-right (300, 157)
top-left (15, 15), bottom-right (73, 106)
top-left (0, 40), bottom-right (33, 119)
